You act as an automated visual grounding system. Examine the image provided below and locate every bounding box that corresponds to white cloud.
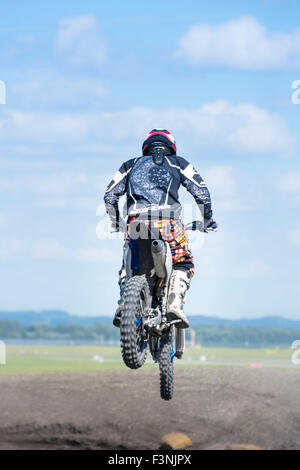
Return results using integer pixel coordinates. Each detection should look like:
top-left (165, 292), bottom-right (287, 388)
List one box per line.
top-left (203, 165), bottom-right (249, 212)
top-left (276, 171), bottom-right (300, 209)
top-left (231, 259), bottom-right (272, 279)
top-left (199, 243), bottom-right (273, 279)
top-left (33, 238), bottom-right (68, 260)
top-left (0, 238), bottom-right (25, 261)
top-left (11, 74), bottom-right (107, 108)
top-left (279, 172), bottom-right (300, 193)
top-left (0, 34), bottom-right (36, 63)
top-left (176, 16), bottom-right (300, 69)
top-left (0, 168), bottom-right (106, 213)
top-left (18, 35), bottom-right (35, 45)
top-left (0, 101), bottom-right (295, 156)
top-left (0, 212), bottom-right (8, 224)
top-left (75, 248), bottom-right (109, 262)
top-left (40, 197), bottom-right (97, 211)
top-left (0, 109), bottom-right (92, 142)
top-left (0, 171), bottom-right (100, 196)
top-left (33, 238), bottom-right (114, 263)
top-left (205, 166), bottom-right (235, 198)
top-left (205, 166), bottom-right (236, 212)
top-left (55, 15), bottom-right (107, 68)
top-left (288, 228), bottom-right (300, 245)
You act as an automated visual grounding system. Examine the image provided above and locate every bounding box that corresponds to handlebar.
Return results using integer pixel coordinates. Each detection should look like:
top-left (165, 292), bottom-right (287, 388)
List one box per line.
top-left (185, 220), bottom-right (217, 233)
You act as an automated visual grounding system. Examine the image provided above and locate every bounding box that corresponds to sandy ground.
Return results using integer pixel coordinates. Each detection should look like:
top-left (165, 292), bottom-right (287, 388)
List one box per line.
top-left (0, 367), bottom-right (299, 450)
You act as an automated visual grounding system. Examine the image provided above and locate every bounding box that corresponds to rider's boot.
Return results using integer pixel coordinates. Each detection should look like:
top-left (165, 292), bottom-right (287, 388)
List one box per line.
top-left (167, 269), bottom-right (192, 329)
top-left (113, 267), bottom-right (127, 328)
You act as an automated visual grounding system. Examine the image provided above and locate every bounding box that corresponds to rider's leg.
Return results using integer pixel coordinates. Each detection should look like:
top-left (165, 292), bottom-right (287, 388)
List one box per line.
top-left (164, 219), bottom-right (194, 329)
top-left (113, 265), bottom-right (127, 327)
top-left (167, 265), bottom-right (194, 328)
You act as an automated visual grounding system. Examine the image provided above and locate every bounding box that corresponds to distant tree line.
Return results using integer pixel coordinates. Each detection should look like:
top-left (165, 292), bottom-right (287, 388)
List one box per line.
top-left (193, 325), bottom-right (299, 347)
top-left (0, 319), bottom-right (299, 347)
top-left (0, 320), bottom-right (119, 341)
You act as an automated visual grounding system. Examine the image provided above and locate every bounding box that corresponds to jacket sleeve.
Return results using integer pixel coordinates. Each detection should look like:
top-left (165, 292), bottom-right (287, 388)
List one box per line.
top-left (104, 159), bottom-right (135, 227)
top-left (177, 157), bottom-right (213, 220)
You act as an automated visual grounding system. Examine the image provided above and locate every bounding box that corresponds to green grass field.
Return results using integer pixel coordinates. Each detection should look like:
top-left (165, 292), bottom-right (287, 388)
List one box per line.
top-left (0, 344), bottom-right (295, 376)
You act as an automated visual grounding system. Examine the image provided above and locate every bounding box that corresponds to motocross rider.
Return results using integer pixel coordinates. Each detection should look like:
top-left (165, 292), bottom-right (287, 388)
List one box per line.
top-left (104, 129), bottom-right (217, 329)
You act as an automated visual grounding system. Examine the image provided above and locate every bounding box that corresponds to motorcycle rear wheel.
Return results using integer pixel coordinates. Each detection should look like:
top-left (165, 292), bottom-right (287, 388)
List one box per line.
top-left (159, 330), bottom-right (175, 400)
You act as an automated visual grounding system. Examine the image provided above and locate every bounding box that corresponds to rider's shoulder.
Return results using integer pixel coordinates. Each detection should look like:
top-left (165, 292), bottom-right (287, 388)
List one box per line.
top-left (167, 155), bottom-right (190, 169)
top-left (122, 156), bottom-right (141, 171)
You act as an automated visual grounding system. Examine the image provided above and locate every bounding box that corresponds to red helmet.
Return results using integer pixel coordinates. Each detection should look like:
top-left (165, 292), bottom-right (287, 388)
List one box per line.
top-left (142, 129), bottom-right (177, 155)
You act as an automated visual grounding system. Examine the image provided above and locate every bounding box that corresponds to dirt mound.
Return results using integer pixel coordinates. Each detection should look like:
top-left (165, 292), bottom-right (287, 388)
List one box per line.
top-left (0, 367), bottom-right (299, 449)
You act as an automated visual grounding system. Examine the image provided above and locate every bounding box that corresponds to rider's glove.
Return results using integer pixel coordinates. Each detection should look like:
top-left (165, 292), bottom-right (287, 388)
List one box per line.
top-left (204, 218), bottom-right (218, 231)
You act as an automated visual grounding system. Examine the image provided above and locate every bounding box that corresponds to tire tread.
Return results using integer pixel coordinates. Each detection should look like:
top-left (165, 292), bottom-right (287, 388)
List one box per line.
top-left (120, 276), bottom-right (149, 369)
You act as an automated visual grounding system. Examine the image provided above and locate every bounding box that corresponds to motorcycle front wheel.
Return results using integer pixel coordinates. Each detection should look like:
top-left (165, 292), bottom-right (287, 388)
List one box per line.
top-left (120, 275), bottom-right (150, 369)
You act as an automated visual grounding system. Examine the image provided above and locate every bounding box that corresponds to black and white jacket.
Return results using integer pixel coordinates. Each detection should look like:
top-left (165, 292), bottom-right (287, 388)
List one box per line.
top-left (104, 154), bottom-right (213, 225)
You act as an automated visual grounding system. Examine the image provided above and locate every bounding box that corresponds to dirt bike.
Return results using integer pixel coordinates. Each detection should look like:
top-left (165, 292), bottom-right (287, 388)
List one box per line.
top-left (117, 217), bottom-right (210, 401)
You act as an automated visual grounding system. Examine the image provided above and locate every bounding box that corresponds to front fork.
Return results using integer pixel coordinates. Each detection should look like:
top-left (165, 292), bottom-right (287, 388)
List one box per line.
top-left (175, 328), bottom-right (185, 358)
top-left (149, 323), bottom-right (185, 361)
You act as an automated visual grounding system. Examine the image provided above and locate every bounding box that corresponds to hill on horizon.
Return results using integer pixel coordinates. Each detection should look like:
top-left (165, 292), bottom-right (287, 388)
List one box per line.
top-left (0, 310), bottom-right (300, 329)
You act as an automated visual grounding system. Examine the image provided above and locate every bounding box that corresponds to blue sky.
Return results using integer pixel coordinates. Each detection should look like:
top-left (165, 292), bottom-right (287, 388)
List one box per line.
top-left (0, 0), bottom-right (299, 319)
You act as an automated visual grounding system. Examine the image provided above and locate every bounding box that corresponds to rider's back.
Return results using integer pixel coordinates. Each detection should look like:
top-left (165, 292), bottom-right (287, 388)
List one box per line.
top-left (127, 154), bottom-right (184, 213)
top-left (105, 153), bottom-right (212, 220)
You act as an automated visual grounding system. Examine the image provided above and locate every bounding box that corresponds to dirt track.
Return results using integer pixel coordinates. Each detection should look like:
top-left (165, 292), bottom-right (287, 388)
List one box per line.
top-left (0, 367), bottom-right (300, 450)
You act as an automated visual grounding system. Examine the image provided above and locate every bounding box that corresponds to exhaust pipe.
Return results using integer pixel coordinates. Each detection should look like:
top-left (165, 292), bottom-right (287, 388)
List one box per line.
top-left (151, 239), bottom-right (166, 278)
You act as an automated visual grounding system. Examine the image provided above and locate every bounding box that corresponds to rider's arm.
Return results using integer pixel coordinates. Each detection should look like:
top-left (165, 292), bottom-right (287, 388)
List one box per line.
top-left (104, 158), bottom-right (136, 230)
top-left (177, 157), bottom-right (213, 221)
